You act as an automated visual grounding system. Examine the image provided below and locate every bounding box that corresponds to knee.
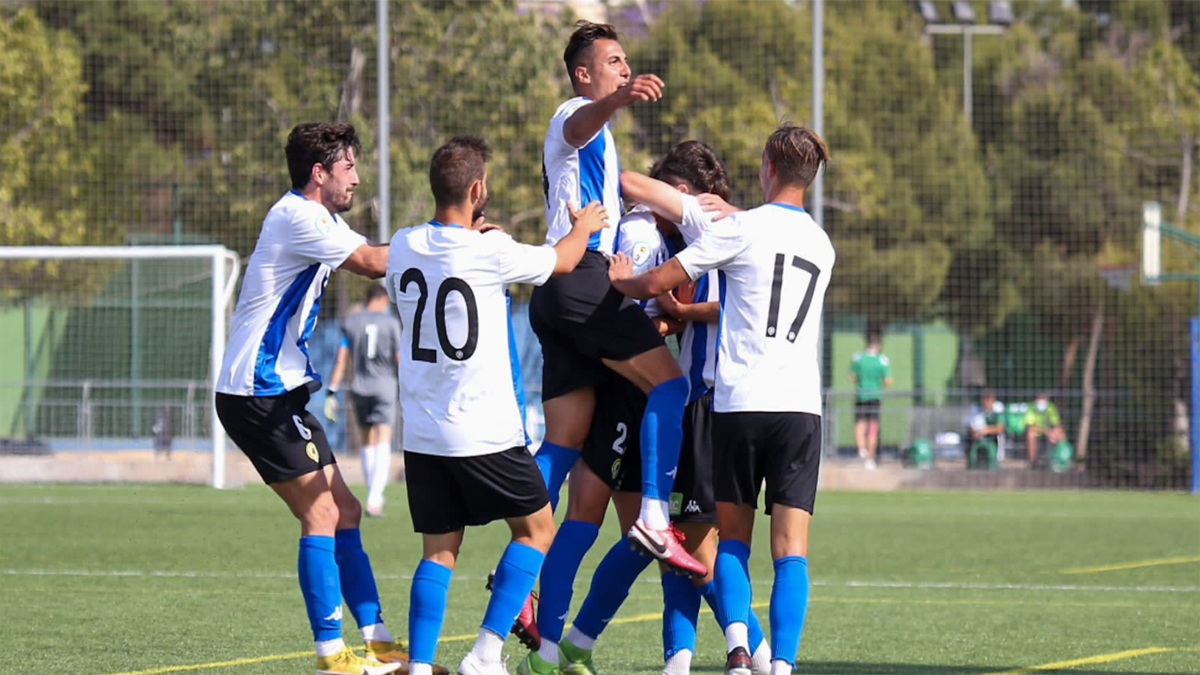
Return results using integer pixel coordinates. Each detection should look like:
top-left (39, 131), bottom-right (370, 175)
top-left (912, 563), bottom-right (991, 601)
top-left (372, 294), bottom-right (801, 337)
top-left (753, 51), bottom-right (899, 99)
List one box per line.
top-left (306, 497), bottom-right (341, 531)
top-left (649, 375), bottom-right (690, 405)
top-left (336, 496), bottom-right (363, 527)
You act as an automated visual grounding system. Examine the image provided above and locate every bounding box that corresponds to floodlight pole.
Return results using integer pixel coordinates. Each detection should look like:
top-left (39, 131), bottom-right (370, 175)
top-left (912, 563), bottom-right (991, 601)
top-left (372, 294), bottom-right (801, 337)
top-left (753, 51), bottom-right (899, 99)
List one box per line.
top-left (924, 24), bottom-right (1004, 126)
top-left (377, 0), bottom-right (390, 244)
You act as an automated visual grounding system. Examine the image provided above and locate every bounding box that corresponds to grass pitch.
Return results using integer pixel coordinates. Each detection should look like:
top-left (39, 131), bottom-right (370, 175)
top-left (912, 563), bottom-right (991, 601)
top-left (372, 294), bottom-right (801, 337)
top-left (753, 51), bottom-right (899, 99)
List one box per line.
top-left (2, 484), bottom-right (1198, 675)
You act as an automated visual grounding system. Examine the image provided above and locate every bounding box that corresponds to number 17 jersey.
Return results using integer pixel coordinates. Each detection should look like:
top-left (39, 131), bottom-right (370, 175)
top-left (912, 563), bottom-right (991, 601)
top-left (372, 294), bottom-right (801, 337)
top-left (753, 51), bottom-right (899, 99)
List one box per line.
top-left (386, 222), bottom-right (557, 457)
top-left (674, 202), bottom-right (835, 415)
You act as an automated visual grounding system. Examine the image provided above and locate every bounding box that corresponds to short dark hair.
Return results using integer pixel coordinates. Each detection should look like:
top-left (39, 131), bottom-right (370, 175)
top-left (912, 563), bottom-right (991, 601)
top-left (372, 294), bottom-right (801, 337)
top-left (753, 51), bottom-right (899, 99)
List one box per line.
top-left (429, 135), bottom-right (492, 209)
top-left (649, 141), bottom-right (731, 200)
top-left (365, 284), bottom-right (389, 304)
top-left (285, 123), bottom-right (361, 189)
top-left (866, 327), bottom-right (882, 344)
top-left (563, 20), bottom-right (620, 84)
top-left (764, 124), bottom-right (829, 189)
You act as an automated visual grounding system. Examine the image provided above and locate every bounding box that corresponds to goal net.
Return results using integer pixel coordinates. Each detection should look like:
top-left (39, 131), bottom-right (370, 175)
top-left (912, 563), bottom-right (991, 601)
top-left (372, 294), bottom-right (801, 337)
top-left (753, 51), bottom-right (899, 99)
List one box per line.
top-left (0, 246), bottom-right (240, 487)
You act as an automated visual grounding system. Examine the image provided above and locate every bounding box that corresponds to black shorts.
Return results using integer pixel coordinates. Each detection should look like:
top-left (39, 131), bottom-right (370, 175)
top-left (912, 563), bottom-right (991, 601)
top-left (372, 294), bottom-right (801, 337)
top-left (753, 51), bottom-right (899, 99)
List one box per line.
top-left (350, 392), bottom-right (396, 428)
top-left (529, 251), bottom-right (665, 401)
top-left (672, 391), bottom-right (716, 523)
top-left (854, 399), bottom-right (881, 421)
top-left (405, 446), bottom-right (549, 534)
top-left (712, 412), bottom-right (822, 515)
top-left (581, 374), bottom-right (646, 492)
top-left (215, 386), bottom-right (336, 484)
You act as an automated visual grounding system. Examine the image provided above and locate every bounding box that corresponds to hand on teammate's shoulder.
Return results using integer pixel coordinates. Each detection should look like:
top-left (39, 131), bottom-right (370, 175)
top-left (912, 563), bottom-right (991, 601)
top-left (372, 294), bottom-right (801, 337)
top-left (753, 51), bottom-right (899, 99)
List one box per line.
top-left (698, 193), bottom-right (740, 221)
top-left (474, 216), bottom-right (505, 234)
top-left (568, 200), bottom-right (610, 234)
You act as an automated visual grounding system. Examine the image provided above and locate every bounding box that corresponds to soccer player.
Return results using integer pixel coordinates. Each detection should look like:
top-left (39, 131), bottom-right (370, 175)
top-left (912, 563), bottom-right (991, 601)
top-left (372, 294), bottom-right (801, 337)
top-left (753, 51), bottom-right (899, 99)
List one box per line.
top-left (214, 123), bottom-right (409, 675)
top-left (523, 142), bottom-right (772, 675)
top-left (848, 328), bottom-right (892, 470)
top-left (325, 284), bottom-right (402, 517)
top-left (608, 124), bottom-right (835, 675)
top-left (529, 24), bottom-right (704, 664)
top-left (386, 135), bottom-right (609, 675)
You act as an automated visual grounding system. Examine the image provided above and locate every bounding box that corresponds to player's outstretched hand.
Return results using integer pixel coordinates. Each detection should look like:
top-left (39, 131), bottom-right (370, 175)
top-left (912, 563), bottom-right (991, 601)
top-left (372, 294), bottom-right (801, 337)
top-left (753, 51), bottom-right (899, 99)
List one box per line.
top-left (608, 252), bottom-right (634, 283)
top-left (698, 193), bottom-right (740, 221)
top-left (323, 395), bottom-right (338, 423)
top-left (613, 74), bottom-right (664, 107)
top-left (568, 200), bottom-right (609, 234)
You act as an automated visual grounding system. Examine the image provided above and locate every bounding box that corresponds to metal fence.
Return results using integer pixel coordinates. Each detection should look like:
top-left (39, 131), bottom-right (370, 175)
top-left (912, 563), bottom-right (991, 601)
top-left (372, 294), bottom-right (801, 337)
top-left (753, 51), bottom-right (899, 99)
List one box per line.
top-left (2, 0), bottom-right (1199, 490)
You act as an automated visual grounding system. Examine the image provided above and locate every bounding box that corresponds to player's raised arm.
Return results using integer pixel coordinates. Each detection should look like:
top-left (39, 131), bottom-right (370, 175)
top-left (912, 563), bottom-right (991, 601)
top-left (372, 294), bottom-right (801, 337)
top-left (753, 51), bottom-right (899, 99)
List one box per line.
top-left (339, 242), bottom-right (389, 279)
top-left (558, 21), bottom-right (662, 148)
top-left (551, 201), bottom-right (609, 275)
top-left (619, 171), bottom-right (686, 222)
top-left (563, 73), bottom-right (663, 147)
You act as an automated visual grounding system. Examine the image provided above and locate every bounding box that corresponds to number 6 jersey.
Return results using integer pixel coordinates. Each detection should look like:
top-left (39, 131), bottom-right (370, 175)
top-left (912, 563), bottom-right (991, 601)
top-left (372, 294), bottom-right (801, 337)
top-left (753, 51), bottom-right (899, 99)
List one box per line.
top-left (673, 202), bottom-right (835, 415)
top-left (386, 221), bottom-right (557, 457)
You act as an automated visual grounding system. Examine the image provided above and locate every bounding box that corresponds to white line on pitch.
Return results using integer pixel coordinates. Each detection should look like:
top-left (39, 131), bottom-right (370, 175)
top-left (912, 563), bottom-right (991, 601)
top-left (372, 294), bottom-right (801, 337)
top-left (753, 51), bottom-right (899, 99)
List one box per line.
top-left (4, 568), bottom-right (1198, 593)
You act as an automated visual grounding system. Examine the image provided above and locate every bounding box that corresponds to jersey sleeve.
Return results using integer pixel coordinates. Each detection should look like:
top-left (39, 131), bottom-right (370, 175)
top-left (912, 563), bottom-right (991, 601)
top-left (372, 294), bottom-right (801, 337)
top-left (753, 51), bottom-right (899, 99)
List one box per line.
top-left (673, 214), bottom-right (750, 280)
top-left (291, 206), bottom-right (368, 268)
top-left (494, 233), bottom-right (558, 286)
top-left (881, 354), bottom-right (892, 378)
top-left (549, 97), bottom-right (598, 149)
top-left (677, 194), bottom-right (714, 246)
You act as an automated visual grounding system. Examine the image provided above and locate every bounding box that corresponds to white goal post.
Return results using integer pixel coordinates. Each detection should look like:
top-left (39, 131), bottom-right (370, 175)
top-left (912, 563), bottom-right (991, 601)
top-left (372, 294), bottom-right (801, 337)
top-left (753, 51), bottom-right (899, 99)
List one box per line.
top-left (0, 246), bottom-right (240, 488)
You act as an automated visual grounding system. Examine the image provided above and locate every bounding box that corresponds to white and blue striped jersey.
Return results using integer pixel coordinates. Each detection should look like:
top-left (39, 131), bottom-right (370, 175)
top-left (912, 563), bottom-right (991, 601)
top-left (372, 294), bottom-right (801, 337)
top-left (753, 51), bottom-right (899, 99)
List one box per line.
top-left (676, 268), bottom-right (721, 404)
top-left (217, 190), bottom-right (366, 397)
top-left (614, 206), bottom-right (669, 317)
top-left (386, 222), bottom-right (557, 457)
top-left (543, 97), bottom-right (623, 253)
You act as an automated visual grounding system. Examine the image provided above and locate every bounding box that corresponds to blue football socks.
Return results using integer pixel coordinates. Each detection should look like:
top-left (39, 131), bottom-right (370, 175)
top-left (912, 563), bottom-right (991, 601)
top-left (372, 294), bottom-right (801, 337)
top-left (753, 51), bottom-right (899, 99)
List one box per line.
top-left (482, 542), bottom-right (546, 638)
top-left (408, 559), bottom-right (452, 665)
top-left (714, 539), bottom-right (752, 628)
top-left (534, 441), bottom-right (579, 512)
top-left (770, 556), bottom-right (810, 666)
top-left (571, 537), bottom-right (652, 640)
top-left (701, 579), bottom-right (767, 654)
top-left (333, 528), bottom-right (384, 628)
top-left (661, 572), bottom-right (701, 659)
top-left (297, 535), bottom-right (343, 642)
top-left (537, 519), bottom-right (599, 642)
top-left (641, 376), bottom-right (689, 501)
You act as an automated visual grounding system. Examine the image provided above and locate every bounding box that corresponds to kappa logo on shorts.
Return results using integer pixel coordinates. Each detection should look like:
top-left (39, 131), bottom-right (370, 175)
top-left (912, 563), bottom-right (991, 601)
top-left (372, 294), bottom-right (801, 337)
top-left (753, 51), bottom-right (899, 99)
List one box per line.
top-left (306, 442), bottom-right (319, 463)
top-left (292, 415), bottom-right (313, 441)
top-left (684, 500), bottom-right (702, 514)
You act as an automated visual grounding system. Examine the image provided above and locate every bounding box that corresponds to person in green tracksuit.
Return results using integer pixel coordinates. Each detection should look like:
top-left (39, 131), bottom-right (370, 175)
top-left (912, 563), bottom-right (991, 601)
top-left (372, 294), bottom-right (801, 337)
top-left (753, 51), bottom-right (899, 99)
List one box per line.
top-left (847, 328), bottom-right (892, 469)
top-left (1024, 391), bottom-right (1065, 466)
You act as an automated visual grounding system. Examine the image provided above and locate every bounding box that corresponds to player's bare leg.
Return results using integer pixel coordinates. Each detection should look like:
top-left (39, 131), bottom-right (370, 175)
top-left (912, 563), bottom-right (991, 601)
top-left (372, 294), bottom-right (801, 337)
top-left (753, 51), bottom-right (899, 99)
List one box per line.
top-left (537, 387), bottom-right (595, 508)
top-left (866, 419), bottom-right (880, 469)
top-left (605, 347), bottom-right (706, 577)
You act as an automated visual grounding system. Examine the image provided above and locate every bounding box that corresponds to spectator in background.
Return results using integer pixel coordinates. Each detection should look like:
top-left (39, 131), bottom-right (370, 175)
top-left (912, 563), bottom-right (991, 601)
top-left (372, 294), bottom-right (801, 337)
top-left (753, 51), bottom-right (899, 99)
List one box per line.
top-left (968, 390), bottom-right (1006, 469)
top-left (848, 328), bottom-right (892, 470)
top-left (325, 284), bottom-right (402, 518)
top-left (1024, 391), bottom-right (1065, 467)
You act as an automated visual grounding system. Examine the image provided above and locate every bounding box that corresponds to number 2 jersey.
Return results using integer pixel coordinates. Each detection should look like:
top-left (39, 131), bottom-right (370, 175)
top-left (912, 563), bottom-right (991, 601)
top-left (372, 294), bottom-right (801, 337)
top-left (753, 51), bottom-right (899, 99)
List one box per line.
top-left (674, 202), bottom-right (835, 415)
top-left (385, 222), bottom-right (557, 457)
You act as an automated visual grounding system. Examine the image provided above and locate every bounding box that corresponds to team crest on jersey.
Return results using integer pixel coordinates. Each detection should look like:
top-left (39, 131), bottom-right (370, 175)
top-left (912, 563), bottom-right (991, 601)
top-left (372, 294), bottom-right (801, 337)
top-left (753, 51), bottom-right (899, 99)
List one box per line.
top-left (315, 216), bottom-right (331, 234)
top-left (306, 441), bottom-right (319, 463)
top-left (631, 242), bottom-right (652, 267)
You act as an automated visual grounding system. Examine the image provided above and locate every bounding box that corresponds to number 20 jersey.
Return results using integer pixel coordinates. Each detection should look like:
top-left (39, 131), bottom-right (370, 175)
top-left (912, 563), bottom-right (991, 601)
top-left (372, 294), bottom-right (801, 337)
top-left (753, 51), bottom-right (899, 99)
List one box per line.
top-left (674, 202), bottom-right (835, 415)
top-left (386, 222), bottom-right (557, 457)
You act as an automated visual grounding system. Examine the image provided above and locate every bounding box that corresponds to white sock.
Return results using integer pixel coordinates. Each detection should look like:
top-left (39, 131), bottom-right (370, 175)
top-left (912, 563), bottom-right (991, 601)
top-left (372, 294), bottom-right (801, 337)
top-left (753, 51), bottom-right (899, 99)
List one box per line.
top-left (857, 447), bottom-right (868, 458)
top-left (537, 639), bottom-right (560, 664)
top-left (640, 496), bottom-right (670, 530)
top-left (663, 648), bottom-right (693, 675)
top-left (751, 639), bottom-right (772, 674)
top-left (408, 663), bottom-right (433, 675)
top-left (769, 659), bottom-right (793, 675)
top-left (565, 626), bottom-right (596, 651)
top-left (368, 443), bottom-right (391, 508)
top-left (724, 621), bottom-right (749, 653)
top-left (315, 638), bottom-right (345, 658)
top-left (471, 628), bottom-right (505, 664)
top-left (360, 445), bottom-right (375, 491)
top-left (361, 622), bottom-right (393, 643)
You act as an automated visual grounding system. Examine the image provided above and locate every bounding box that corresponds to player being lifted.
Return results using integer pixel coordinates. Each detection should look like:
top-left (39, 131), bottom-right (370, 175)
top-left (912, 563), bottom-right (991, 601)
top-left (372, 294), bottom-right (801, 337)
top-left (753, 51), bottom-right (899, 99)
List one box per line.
top-left (386, 135), bottom-right (608, 675)
top-left (521, 142), bottom-right (772, 675)
top-left (609, 125), bottom-right (835, 675)
top-left (214, 123), bottom-right (411, 675)
top-left (527, 20), bottom-right (705, 666)
top-left (325, 284), bottom-right (402, 517)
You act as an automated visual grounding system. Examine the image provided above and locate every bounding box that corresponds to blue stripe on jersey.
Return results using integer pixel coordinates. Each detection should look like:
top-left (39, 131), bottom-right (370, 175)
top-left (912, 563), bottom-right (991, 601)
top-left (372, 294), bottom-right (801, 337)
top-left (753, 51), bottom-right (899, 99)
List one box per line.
top-left (713, 271), bottom-right (728, 410)
top-left (298, 274), bottom-right (327, 380)
top-left (686, 274), bottom-right (710, 403)
top-left (506, 292), bottom-right (532, 447)
top-left (578, 128), bottom-right (608, 251)
top-left (254, 263), bottom-right (321, 395)
top-left (339, 335), bottom-right (350, 348)
top-left (769, 201), bottom-right (808, 214)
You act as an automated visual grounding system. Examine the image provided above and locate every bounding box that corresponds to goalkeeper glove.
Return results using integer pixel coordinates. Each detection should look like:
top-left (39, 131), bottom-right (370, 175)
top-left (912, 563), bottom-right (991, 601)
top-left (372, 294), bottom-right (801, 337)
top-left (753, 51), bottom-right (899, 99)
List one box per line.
top-left (323, 391), bottom-right (339, 422)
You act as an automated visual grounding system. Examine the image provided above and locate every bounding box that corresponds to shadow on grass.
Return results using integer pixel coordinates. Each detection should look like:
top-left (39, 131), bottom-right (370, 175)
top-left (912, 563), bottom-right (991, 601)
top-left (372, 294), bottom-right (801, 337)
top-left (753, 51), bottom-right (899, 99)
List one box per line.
top-left (679, 662), bottom-right (1191, 675)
